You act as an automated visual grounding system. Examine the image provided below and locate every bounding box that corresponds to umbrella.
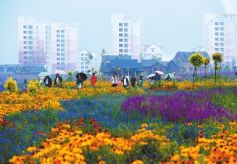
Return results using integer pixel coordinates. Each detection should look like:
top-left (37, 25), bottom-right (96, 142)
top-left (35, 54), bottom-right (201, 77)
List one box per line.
top-left (77, 72), bottom-right (87, 81)
top-left (155, 71), bottom-right (165, 75)
top-left (38, 72), bottom-right (49, 77)
top-left (148, 74), bottom-right (155, 78)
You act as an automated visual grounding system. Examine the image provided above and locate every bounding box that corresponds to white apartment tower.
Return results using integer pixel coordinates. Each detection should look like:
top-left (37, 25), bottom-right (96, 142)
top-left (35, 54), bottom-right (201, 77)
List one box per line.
top-left (51, 23), bottom-right (79, 73)
top-left (205, 14), bottom-right (237, 68)
top-left (18, 17), bottom-right (50, 68)
top-left (111, 15), bottom-right (141, 61)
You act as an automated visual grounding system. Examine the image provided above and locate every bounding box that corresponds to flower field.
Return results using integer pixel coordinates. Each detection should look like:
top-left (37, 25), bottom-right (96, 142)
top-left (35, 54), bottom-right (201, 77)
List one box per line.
top-left (0, 80), bottom-right (237, 163)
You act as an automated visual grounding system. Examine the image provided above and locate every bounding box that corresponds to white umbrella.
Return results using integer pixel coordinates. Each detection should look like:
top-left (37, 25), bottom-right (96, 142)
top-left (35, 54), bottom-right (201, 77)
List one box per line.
top-left (148, 74), bottom-right (155, 78)
top-left (38, 71), bottom-right (49, 77)
top-left (155, 71), bottom-right (165, 75)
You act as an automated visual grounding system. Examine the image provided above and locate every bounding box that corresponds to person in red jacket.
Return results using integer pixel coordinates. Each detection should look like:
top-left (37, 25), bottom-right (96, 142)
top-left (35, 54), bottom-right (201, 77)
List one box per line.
top-left (90, 72), bottom-right (97, 86)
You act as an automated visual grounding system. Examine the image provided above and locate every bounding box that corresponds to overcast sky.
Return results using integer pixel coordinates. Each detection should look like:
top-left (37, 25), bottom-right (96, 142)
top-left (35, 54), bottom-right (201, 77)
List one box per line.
top-left (0, 0), bottom-right (228, 64)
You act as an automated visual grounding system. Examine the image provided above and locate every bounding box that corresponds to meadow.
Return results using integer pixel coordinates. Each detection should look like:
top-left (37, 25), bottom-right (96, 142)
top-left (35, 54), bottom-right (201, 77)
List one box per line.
top-left (0, 79), bottom-right (237, 163)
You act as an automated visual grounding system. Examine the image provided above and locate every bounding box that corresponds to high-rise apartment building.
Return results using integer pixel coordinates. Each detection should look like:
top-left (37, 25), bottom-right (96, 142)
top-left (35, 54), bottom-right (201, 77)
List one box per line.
top-left (111, 15), bottom-right (141, 61)
top-left (18, 17), bottom-right (50, 68)
top-left (18, 17), bottom-right (79, 73)
top-left (51, 23), bottom-right (79, 73)
top-left (204, 14), bottom-right (237, 68)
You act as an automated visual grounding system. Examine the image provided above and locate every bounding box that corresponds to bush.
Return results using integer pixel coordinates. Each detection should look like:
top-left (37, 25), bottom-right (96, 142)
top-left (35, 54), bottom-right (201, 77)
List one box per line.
top-left (27, 80), bottom-right (41, 94)
top-left (3, 77), bottom-right (18, 93)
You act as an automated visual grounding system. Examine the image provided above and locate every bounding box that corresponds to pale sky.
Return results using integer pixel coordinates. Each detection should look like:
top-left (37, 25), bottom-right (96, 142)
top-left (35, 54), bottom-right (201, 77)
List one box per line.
top-left (0, 0), bottom-right (227, 64)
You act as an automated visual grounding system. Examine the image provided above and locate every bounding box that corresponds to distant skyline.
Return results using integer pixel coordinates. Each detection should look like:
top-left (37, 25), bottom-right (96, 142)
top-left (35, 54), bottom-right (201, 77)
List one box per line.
top-left (0, 0), bottom-right (232, 64)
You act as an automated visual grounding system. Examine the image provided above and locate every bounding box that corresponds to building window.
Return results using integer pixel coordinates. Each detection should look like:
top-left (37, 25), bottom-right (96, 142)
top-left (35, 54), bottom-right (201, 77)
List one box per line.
top-left (119, 28), bottom-right (123, 32)
top-left (215, 38), bottom-right (219, 41)
top-left (28, 25), bottom-right (33, 29)
top-left (215, 22), bottom-right (219, 25)
top-left (29, 41), bottom-right (32, 44)
top-left (61, 44), bottom-right (64, 47)
top-left (24, 46), bottom-right (27, 49)
top-left (23, 36), bottom-right (27, 39)
top-left (57, 35), bottom-right (60, 37)
top-left (57, 44), bottom-right (60, 47)
top-left (61, 30), bottom-right (64, 33)
top-left (220, 43), bottom-right (224, 46)
top-left (24, 56), bottom-right (27, 59)
top-left (29, 31), bottom-right (33, 34)
top-left (29, 36), bottom-right (32, 40)
top-left (119, 39), bottom-right (123, 42)
top-left (220, 38), bottom-right (224, 41)
top-left (220, 27), bottom-right (224, 31)
top-left (29, 46), bottom-right (32, 50)
top-left (119, 33), bottom-right (123, 37)
top-left (24, 51), bottom-right (27, 54)
top-left (220, 48), bottom-right (224, 51)
top-left (61, 48), bottom-right (65, 51)
top-left (61, 58), bottom-right (65, 61)
top-left (119, 23), bottom-right (123, 26)
top-left (61, 53), bottom-right (65, 56)
top-left (124, 39), bottom-right (128, 42)
top-left (57, 39), bottom-right (60, 42)
top-left (119, 49), bottom-right (123, 52)
top-left (220, 32), bottom-right (224, 36)
top-left (23, 25), bottom-right (27, 29)
top-left (220, 22), bottom-right (224, 26)
top-left (124, 33), bottom-right (128, 37)
top-left (119, 44), bottom-right (123, 47)
top-left (61, 35), bottom-right (64, 38)
top-left (124, 28), bottom-right (128, 32)
top-left (57, 53), bottom-right (60, 56)
top-left (61, 39), bottom-right (64, 43)
top-left (23, 41), bottom-right (27, 44)
top-left (215, 32), bottom-right (219, 36)
top-left (215, 43), bottom-right (219, 46)
top-left (215, 27), bottom-right (219, 31)
top-left (124, 49), bottom-right (128, 53)
top-left (23, 31), bottom-right (27, 34)
top-left (124, 23), bottom-right (128, 27)
top-left (215, 48), bottom-right (219, 51)
top-left (124, 44), bottom-right (128, 48)
top-left (57, 62), bottom-right (60, 65)
top-left (57, 30), bottom-right (60, 33)
top-left (57, 58), bottom-right (60, 60)
top-left (57, 48), bottom-right (60, 51)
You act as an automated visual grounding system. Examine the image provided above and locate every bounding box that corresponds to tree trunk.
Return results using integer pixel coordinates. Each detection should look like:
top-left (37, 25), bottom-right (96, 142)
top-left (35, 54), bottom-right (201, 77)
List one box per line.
top-left (192, 67), bottom-right (196, 90)
top-left (214, 63), bottom-right (217, 83)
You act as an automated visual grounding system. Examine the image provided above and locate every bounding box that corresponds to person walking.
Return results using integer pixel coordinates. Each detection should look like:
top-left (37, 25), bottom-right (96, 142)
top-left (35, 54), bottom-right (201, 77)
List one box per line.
top-left (122, 75), bottom-right (129, 88)
top-left (76, 73), bottom-right (83, 89)
top-left (138, 75), bottom-right (144, 87)
top-left (54, 73), bottom-right (63, 87)
top-left (43, 75), bottom-right (52, 87)
top-left (130, 75), bottom-right (137, 88)
top-left (111, 73), bottom-right (119, 87)
top-left (154, 72), bottom-right (161, 82)
top-left (90, 73), bottom-right (97, 87)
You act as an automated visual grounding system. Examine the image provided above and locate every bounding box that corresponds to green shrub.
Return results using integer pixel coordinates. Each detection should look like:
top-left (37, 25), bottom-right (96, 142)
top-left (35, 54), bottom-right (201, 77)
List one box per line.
top-left (4, 77), bottom-right (18, 93)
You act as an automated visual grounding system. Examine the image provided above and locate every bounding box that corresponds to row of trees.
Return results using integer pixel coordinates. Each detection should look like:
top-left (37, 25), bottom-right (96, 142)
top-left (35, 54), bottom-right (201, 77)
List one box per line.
top-left (189, 52), bottom-right (223, 86)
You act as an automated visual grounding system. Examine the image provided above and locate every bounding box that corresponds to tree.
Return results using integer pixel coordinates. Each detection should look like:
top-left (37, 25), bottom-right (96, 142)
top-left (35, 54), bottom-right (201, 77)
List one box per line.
top-left (189, 53), bottom-right (204, 88)
top-left (203, 58), bottom-right (210, 78)
top-left (212, 52), bottom-right (223, 83)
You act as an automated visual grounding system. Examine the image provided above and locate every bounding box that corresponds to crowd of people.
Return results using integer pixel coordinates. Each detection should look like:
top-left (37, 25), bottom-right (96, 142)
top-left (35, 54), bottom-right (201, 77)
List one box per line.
top-left (39, 71), bottom-right (169, 89)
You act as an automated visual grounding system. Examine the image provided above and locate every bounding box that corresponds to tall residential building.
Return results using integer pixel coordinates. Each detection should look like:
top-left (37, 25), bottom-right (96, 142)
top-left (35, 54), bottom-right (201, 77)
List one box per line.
top-left (18, 17), bottom-right (50, 68)
top-left (111, 15), bottom-right (142, 61)
top-left (78, 49), bottom-right (90, 73)
top-left (51, 23), bottom-right (79, 73)
top-left (204, 14), bottom-right (237, 68)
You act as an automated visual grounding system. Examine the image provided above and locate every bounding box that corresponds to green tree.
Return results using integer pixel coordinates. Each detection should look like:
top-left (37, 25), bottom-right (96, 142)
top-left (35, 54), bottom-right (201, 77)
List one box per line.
top-left (203, 58), bottom-right (210, 78)
top-left (4, 77), bottom-right (18, 93)
top-left (212, 52), bottom-right (223, 83)
top-left (189, 53), bottom-right (204, 88)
